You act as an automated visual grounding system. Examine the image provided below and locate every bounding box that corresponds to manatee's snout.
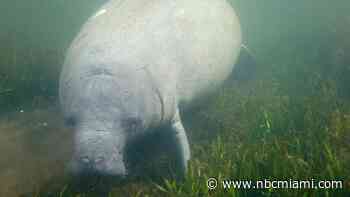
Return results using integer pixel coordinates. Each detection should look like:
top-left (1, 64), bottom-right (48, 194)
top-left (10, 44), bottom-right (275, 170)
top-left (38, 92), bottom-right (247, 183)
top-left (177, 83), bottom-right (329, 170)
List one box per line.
top-left (69, 152), bottom-right (127, 178)
top-left (68, 125), bottom-right (128, 179)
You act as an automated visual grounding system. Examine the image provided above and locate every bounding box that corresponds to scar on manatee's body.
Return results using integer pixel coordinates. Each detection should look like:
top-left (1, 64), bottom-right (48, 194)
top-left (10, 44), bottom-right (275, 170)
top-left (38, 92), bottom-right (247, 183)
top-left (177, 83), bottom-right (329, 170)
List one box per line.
top-left (139, 66), bottom-right (165, 123)
top-left (87, 67), bottom-right (113, 77)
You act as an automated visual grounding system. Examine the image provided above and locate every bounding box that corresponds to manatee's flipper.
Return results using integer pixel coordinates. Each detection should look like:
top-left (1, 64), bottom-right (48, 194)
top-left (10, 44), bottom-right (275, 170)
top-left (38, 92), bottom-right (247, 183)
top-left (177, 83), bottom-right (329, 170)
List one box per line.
top-left (227, 44), bottom-right (258, 85)
top-left (170, 108), bottom-right (191, 175)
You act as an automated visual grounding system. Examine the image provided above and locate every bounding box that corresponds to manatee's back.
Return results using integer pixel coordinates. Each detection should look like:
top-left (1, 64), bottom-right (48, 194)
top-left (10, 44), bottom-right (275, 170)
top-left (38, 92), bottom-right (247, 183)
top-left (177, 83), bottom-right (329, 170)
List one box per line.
top-left (60, 0), bottom-right (241, 114)
top-left (59, 0), bottom-right (180, 116)
top-left (173, 0), bottom-right (242, 107)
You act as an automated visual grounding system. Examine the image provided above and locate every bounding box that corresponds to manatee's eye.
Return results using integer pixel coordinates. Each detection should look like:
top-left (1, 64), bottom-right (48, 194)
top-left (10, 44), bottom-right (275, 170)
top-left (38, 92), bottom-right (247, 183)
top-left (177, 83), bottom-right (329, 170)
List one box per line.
top-left (65, 116), bottom-right (77, 127)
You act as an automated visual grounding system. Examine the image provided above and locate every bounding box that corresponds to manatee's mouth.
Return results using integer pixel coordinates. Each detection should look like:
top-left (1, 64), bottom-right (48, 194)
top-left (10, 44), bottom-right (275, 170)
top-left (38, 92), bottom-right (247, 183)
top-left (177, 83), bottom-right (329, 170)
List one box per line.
top-left (68, 125), bottom-right (128, 181)
top-left (68, 150), bottom-right (128, 194)
top-left (68, 171), bottom-right (127, 194)
top-left (68, 137), bottom-right (128, 179)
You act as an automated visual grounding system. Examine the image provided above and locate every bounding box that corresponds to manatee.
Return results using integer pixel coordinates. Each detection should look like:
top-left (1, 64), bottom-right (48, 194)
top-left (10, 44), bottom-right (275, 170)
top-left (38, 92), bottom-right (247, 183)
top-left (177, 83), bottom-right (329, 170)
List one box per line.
top-left (59, 0), bottom-right (241, 180)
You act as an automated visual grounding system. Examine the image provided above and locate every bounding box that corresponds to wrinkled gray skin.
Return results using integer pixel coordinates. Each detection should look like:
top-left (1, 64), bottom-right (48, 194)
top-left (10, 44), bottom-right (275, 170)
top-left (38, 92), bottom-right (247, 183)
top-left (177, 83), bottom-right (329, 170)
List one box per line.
top-left (59, 0), bottom-right (241, 179)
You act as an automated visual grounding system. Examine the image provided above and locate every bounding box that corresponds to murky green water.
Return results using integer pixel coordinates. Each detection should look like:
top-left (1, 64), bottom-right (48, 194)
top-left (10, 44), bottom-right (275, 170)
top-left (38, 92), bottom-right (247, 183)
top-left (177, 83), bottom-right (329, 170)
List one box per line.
top-left (0, 0), bottom-right (349, 196)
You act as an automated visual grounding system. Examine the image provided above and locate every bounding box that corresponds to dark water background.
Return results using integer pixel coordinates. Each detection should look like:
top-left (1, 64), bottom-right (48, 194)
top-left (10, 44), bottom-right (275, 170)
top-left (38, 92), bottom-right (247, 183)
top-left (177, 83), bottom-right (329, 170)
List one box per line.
top-left (0, 0), bottom-right (349, 196)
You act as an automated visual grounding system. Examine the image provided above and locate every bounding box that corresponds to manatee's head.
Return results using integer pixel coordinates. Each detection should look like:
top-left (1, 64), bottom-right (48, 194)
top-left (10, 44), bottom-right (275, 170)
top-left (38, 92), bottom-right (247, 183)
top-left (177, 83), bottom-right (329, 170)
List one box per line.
top-left (67, 115), bottom-right (128, 179)
top-left (61, 75), bottom-right (141, 183)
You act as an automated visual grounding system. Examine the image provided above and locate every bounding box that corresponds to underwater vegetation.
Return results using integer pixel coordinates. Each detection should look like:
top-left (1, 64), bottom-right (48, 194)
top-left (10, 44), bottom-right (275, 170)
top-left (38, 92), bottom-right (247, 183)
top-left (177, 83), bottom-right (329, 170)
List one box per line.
top-left (2, 45), bottom-right (349, 197)
top-left (21, 69), bottom-right (350, 197)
